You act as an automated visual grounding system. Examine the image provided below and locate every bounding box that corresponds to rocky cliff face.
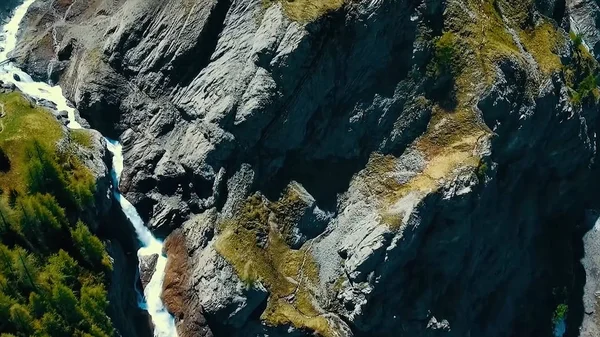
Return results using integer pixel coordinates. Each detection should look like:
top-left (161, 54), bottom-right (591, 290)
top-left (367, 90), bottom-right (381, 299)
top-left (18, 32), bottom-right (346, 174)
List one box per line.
top-left (12, 0), bottom-right (600, 336)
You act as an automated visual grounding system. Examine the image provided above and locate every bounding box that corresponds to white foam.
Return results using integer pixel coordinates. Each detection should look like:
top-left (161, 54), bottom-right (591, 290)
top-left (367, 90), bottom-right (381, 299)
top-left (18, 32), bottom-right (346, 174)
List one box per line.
top-left (0, 2), bottom-right (177, 336)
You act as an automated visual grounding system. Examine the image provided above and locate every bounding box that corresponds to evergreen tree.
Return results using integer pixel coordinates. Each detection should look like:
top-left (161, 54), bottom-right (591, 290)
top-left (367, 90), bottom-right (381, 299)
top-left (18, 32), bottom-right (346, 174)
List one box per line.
top-left (0, 131), bottom-right (114, 336)
top-left (13, 248), bottom-right (38, 293)
top-left (0, 291), bottom-right (16, 329)
top-left (40, 250), bottom-right (79, 289)
top-left (80, 284), bottom-right (113, 335)
top-left (28, 292), bottom-right (47, 318)
top-left (39, 311), bottom-right (70, 336)
top-left (50, 284), bottom-right (82, 326)
top-left (71, 222), bottom-right (109, 269)
top-left (9, 304), bottom-right (35, 335)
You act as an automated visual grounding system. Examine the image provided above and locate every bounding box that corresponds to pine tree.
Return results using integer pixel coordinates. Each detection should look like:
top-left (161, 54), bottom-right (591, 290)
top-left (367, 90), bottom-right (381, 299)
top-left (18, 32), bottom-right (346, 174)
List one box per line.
top-left (28, 292), bottom-right (47, 318)
top-left (0, 291), bottom-right (16, 330)
top-left (41, 250), bottom-right (80, 289)
top-left (80, 284), bottom-right (113, 335)
top-left (71, 222), bottom-right (109, 269)
top-left (50, 284), bottom-right (82, 326)
top-left (39, 311), bottom-right (70, 336)
top-left (0, 244), bottom-right (14, 277)
top-left (14, 248), bottom-right (38, 292)
top-left (9, 304), bottom-right (35, 335)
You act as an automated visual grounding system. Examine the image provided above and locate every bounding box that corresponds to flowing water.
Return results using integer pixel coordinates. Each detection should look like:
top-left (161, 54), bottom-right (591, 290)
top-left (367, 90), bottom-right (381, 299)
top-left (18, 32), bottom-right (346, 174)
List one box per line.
top-left (0, 1), bottom-right (178, 336)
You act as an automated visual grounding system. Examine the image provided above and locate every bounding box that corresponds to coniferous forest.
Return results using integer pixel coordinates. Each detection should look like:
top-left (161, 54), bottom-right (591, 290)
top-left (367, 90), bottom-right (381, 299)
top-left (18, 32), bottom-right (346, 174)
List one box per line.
top-left (0, 93), bottom-right (114, 337)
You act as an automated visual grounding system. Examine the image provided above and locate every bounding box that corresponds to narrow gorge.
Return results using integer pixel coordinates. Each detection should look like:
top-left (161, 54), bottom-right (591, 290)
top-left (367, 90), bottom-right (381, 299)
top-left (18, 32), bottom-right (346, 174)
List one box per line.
top-left (2, 0), bottom-right (600, 336)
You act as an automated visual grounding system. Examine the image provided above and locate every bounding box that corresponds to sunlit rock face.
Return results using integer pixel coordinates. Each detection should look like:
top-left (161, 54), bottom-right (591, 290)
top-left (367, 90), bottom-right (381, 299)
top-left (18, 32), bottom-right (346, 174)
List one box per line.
top-left (11, 0), bottom-right (600, 336)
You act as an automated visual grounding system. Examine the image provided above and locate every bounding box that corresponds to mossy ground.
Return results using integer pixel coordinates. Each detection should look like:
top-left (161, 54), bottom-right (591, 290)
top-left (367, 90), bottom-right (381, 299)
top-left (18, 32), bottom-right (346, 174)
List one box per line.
top-left (0, 92), bottom-right (95, 210)
top-left (519, 21), bottom-right (563, 75)
top-left (564, 32), bottom-right (600, 104)
top-left (263, 0), bottom-right (344, 22)
top-left (215, 194), bottom-right (335, 337)
top-left (70, 129), bottom-right (93, 149)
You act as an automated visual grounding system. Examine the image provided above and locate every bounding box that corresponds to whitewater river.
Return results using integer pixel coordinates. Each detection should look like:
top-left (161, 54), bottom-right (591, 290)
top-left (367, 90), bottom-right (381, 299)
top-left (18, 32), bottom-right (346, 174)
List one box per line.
top-left (0, 1), bottom-right (178, 336)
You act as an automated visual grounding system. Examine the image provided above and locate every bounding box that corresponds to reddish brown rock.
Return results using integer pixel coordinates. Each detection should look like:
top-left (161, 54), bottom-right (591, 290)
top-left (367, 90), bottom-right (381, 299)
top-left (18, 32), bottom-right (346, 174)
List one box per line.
top-left (163, 230), bottom-right (213, 337)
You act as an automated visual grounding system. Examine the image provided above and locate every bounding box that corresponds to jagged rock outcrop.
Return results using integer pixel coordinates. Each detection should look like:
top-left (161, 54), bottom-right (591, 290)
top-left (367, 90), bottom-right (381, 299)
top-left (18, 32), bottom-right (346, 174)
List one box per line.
top-left (12, 0), bottom-right (600, 336)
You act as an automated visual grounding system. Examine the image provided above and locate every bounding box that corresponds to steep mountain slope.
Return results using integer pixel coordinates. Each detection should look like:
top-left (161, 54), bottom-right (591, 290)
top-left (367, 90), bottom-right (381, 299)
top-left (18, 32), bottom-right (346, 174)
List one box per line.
top-left (10, 0), bottom-right (600, 336)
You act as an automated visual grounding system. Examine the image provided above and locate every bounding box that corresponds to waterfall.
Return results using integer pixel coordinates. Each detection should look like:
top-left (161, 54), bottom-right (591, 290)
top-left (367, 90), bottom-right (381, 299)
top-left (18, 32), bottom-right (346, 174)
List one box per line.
top-left (0, 1), bottom-right (178, 336)
top-left (105, 140), bottom-right (177, 336)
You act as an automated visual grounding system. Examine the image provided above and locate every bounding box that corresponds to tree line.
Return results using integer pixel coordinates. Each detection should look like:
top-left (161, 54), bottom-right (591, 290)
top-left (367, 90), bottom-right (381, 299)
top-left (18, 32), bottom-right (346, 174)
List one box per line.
top-left (0, 140), bottom-right (114, 337)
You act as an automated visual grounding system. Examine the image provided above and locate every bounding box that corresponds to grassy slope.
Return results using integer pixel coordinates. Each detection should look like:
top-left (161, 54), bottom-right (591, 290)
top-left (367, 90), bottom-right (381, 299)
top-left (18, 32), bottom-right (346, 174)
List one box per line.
top-left (0, 92), bottom-right (62, 193)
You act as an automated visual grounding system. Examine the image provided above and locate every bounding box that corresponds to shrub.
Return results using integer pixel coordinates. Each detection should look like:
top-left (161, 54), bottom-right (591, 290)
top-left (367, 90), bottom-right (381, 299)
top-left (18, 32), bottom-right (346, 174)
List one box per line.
top-left (553, 303), bottom-right (568, 324)
top-left (570, 31), bottom-right (583, 49)
top-left (433, 32), bottom-right (458, 76)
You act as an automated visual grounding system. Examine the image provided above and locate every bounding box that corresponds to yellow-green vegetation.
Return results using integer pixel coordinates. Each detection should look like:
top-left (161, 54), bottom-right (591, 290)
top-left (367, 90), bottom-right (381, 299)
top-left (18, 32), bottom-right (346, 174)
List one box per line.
top-left (271, 184), bottom-right (309, 241)
top-left (0, 93), bottom-right (62, 193)
top-left (564, 31), bottom-right (600, 104)
top-left (553, 303), bottom-right (568, 324)
top-left (263, 0), bottom-right (344, 22)
top-left (70, 129), bottom-right (94, 149)
top-left (216, 194), bottom-right (336, 337)
top-left (0, 93), bottom-right (114, 336)
top-left (519, 21), bottom-right (563, 75)
top-left (431, 32), bottom-right (459, 78)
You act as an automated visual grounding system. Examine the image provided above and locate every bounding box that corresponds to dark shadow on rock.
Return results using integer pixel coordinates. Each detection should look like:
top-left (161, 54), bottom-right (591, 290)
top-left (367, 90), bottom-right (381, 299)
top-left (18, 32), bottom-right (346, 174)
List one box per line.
top-left (0, 147), bottom-right (11, 173)
top-left (97, 198), bottom-right (154, 337)
top-left (262, 154), bottom-right (369, 211)
top-left (425, 73), bottom-right (458, 111)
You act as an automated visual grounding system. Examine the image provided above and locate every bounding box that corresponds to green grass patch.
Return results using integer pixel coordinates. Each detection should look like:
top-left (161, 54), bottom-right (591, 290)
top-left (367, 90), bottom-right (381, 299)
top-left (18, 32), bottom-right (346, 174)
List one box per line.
top-left (263, 0), bottom-right (344, 22)
top-left (552, 303), bottom-right (568, 324)
top-left (0, 92), bottom-right (62, 193)
top-left (564, 31), bottom-right (600, 104)
top-left (519, 21), bottom-right (563, 75)
top-left (70, 129), bottom-right (93, 149)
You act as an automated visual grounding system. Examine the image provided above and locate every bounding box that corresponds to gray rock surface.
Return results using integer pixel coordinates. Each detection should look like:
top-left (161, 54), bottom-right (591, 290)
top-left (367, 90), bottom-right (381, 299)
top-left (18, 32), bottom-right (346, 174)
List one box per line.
top-left (139, 253), bottom-right (159, 290)
top-left (580, 212), bottom-right (600, 337)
